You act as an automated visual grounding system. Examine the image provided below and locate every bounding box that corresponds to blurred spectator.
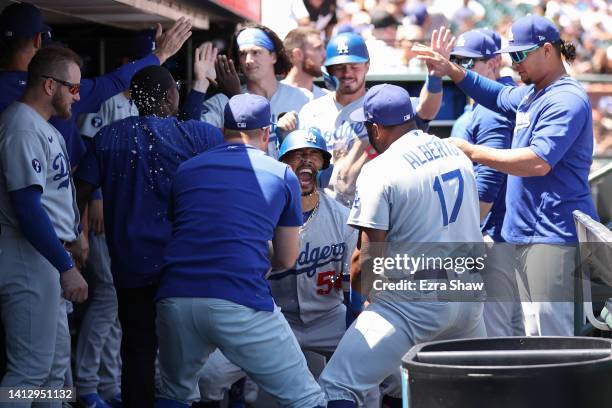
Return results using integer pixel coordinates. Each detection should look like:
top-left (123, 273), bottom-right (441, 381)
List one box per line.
top-left (397, 23), bottom-right (428, 73)
top-left (305, 0), bottom-right (338, 39)
top-left (594, 96), bottom-right (612, 155)
top-left (404, 3), bottom-right (432, 33)
top-left (261, 0), bottom-right (310, 40)
top-left (364, 9), bottom-right (407, 74)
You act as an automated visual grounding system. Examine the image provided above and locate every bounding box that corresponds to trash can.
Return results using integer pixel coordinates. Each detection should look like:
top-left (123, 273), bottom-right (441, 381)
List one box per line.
top-left (401, 337), bottom-right (612, 408)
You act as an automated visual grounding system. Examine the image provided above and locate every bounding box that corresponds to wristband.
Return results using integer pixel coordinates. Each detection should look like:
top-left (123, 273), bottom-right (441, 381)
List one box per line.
top-left (426, 75), bottom-right (443, 93)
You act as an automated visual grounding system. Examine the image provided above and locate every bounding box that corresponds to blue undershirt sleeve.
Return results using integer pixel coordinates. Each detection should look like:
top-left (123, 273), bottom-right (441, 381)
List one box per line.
top-left (179, 89), bottom-right (206, 121)
top-left (10, 186), bottom-right (74, 273)
top-left (457, 70), bottom-right (528, 117)
top-left (74, 54), bottom-right (161, 114)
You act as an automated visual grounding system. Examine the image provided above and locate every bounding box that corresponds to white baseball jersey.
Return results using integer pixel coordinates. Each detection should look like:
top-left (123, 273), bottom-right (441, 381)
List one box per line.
top-left (349, 130), bottom-right (482, 277)
top-left (280, 79), bottom-right (330, 101)
top-left (298, 93), bottom-right (367, 206)
top-left (268, 192), bottom-right (357, 324)
top-left (201, 82), bottom-right (311, 158)
top-left (78, 92), bottom-right (139, 138)
top-left (0, 102), bottom-right (79, 241)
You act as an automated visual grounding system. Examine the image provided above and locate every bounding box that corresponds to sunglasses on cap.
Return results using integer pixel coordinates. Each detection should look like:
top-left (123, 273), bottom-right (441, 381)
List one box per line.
top-left (41, 75), bottom-right (80, 95)
top-left (449, 56), bottom-right (489, 70)
top-left (509, 45), bottom-right (539, 64)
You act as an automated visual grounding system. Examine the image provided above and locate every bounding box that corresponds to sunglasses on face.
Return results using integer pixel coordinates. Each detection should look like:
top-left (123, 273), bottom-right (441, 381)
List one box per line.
top-left (41, 75), bottom-right (80, 95)
top-left (449, 56), bottom-right (488, 70)
top-left (509, 46), bottom-right (539, 64)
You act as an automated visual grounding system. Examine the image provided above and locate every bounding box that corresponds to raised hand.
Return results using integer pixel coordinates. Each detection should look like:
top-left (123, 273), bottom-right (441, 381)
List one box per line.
top-left (193, 42), bottom-right (219, 93)
top-left (215, 55), bottom-right (241, 98)
top-left (154, 17), bottom-right (192, 64)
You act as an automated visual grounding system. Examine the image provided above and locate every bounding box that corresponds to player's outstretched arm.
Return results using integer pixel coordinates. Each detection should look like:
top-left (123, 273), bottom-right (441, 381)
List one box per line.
top-left (271, 226), bottom-right (300, 270)
top-left (416, 26), bottom-right (456, 120)
top-left (449, 138), bottom-right (551, 177)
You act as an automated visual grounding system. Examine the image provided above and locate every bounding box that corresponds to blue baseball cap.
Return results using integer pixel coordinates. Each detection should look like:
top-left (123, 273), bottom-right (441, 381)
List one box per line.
top-left (498, 15), bottom-right (560, 53)
top-left (350, 84), bottom-right (415, 126)
top-left (324, 33), bottom-right (369, 66)
top-left (451, 30), bottom-right (497, 58)
top-left (224, 94), bottom-right (271, 131)
top-left (126, 29), bottom-right (156, 60)
top-left (478, 28), bottom-right (502, 52)
top-left (0, 2), bottom-right (51, 38)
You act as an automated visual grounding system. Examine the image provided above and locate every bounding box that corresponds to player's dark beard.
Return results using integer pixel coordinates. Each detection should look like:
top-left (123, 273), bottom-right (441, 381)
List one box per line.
top-left (302, 58), bottom-right (322, 77)
top-left (51, 92), bottom-right (71, 119)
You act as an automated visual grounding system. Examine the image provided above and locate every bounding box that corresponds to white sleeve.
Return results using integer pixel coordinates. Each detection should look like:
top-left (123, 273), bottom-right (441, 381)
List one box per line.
top-left (347, 164), bottom-right (389, 230)
top-left (201, 94), bottom-right (229, 128)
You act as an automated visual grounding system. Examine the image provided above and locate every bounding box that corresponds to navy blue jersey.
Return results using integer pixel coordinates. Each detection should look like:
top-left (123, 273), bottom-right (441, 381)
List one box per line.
top-left (458, 76), bottom-right (516, 242)
top-left (75, 116), bottom-right (224, 288)
top-left (157, 143), bottom-right (302, 312)
top-left (0, 54), bottom-right (160, 166)
top-left (458, 71), bottom-right (597, 243)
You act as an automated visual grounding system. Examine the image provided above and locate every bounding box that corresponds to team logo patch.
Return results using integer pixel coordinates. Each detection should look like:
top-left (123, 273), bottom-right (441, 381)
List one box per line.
top-left (305, 129), bottom-right (318, 143)
top-left (31, 159), bottom-right (42, 173)
top-left (508, 29), bottom-right (514, 43)
top-left (337, 39), bottom-right (349, 55)
top-left (537, 35), bottom-right (545, 41)
top-left (48, 135), bottom-right (53, 143)
top-left (90, 116), bottom-right (103, 128)
top-left (237, 122), bottom-right (247, 128)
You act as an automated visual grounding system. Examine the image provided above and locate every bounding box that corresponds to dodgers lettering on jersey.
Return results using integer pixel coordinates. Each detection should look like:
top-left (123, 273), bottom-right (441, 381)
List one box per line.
top-left (269, 193), bottom-right (357, 324)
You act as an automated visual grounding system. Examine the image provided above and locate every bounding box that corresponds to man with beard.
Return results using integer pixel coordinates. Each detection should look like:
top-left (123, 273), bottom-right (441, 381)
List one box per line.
top-left (74, 66), bottom-right (224, 408)
top-left (282, 27), bottom-right (329, 99)
top-left (195, 128), bottom-right (378, 407)
top-left (416, 17), bottom-right (598, 336)
top-left (298, 30), bottom-right (452, 207)
top-left (201, 24), bottom-right (311, 158)
top-left (0, 46), bottom-right (88, 406)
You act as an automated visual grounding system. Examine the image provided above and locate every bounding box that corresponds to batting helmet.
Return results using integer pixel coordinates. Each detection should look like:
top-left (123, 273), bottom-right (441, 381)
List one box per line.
top-left (278, 128), bottom-right (332, 169)
top-left (324, 32), bottom-right (369, 66)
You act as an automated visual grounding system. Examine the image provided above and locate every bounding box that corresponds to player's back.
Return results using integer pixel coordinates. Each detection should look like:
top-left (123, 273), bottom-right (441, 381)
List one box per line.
top-left (158, 143), bottom-right (301, 311)
top-left (354, 130), bottom-right (482, 244)
top-left (78, 115), bottom-right (223, 287)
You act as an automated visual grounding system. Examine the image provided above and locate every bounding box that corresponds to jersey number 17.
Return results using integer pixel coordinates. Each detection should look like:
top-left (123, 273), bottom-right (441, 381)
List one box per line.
top-left (432, 169), bottom-right (464, 226)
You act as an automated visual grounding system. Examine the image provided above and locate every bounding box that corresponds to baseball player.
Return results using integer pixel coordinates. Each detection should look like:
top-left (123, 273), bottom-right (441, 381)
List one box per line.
top-left (0, 2), bottom-right (192, 168)
top-left (0, 46), bottom-right (88, 408)
top-left (155, 94), bottom-right (325, 408)
top-left (317, 84), bottom-right (485, 408)
top-left (416, 17), bottom-right (598, 336)
top-left (74, 65), bottom-right (224, 408)
top-left (201, 24), bottom-right (311, 158)
top-left (297, 30), bottom-right (453, 207)
top-left (195, 128), bottom-right (379, 407)
top-left (449, 29), bottom-right (524, 337)
top-left (282, 27), bottom-right (329, 99)
top-left (73, 40), bottom-right (218, 408)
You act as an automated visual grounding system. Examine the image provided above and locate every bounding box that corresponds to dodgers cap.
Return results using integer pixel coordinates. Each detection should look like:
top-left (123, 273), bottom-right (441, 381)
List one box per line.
top-left (224, 94), bottom-right (271, 131)
top-left (451, 30), bottom-right (497, 58)
top-left (350, 84), bottom-right (415, 126)
top-left (498, 15), bottom-right (561, 53)
top-left (0, 2), bottom-right (51, 38)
